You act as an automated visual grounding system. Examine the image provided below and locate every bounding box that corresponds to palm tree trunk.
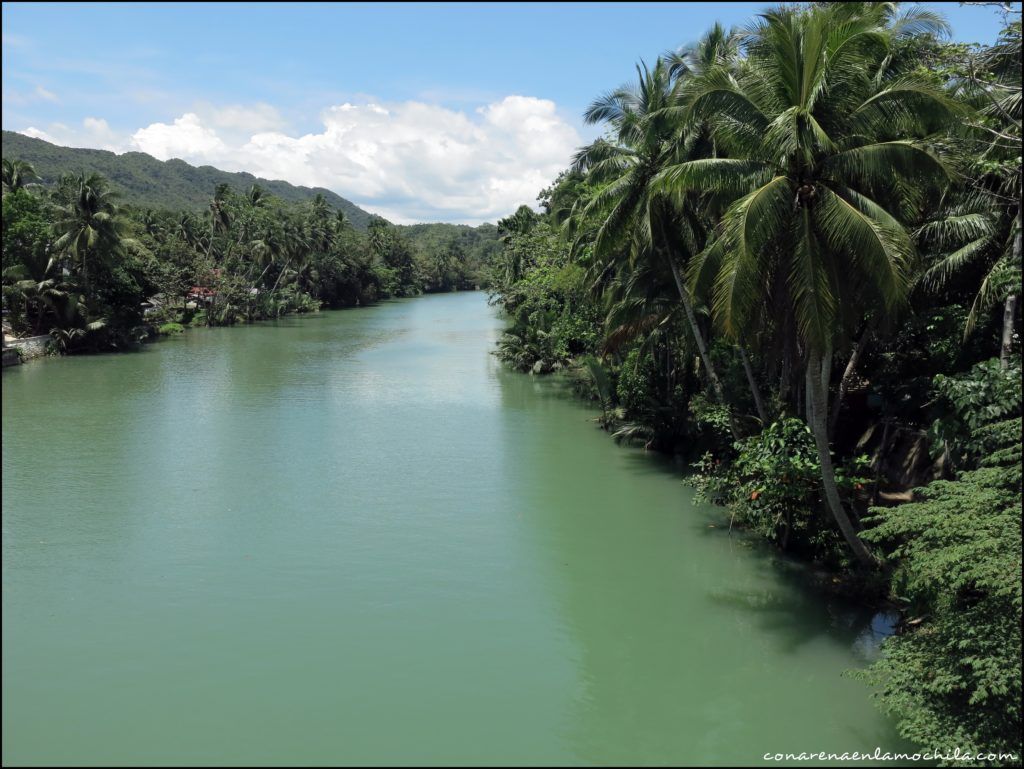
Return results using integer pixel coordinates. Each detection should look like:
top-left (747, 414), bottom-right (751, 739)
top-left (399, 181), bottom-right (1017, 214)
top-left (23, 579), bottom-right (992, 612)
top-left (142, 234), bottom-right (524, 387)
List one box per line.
top-left (1003, 219), bottom-right (1021, 370)
top-left (739, 346), bottom-right (768, 424)
top-left (806, 348), bottom-right (876, 567)
top-left (666, 257), bottom-right (739, 439)
top-left (820, 340), bottom-right (832, 400)
top-left (1002, 293), bottom-right (1019, 370)
top-left (270, 258), bottom-right (292, 294)
top-left (253, 261), bottom-right (274, 291)
top-left (829, 325), bottom-right (870, 439)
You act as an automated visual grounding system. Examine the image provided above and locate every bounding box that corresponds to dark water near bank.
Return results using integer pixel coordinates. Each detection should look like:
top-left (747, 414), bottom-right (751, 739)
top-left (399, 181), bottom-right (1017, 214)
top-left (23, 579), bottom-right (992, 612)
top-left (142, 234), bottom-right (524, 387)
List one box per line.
top-left (2, 292), bottom-right (906, 765)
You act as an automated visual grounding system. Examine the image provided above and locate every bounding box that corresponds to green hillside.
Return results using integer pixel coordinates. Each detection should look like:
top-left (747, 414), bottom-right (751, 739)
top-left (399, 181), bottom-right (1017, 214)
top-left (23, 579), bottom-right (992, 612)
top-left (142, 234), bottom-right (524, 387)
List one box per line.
top-left (1, 130), bottom-right (377, 229)
top-left (396, 221), bottom-right (502, 266)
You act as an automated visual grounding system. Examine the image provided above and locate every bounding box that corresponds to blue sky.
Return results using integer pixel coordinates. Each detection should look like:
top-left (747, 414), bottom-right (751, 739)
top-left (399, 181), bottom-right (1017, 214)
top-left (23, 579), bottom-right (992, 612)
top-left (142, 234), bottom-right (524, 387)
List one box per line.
top-left (2, 2), bottom-right (1017, 223)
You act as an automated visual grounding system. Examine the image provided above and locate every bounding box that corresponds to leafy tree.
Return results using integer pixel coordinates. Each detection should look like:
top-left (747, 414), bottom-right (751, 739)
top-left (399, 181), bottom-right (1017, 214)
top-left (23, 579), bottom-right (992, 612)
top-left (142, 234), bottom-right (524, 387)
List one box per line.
top-left (860, 411), bottom-right (1021, 759)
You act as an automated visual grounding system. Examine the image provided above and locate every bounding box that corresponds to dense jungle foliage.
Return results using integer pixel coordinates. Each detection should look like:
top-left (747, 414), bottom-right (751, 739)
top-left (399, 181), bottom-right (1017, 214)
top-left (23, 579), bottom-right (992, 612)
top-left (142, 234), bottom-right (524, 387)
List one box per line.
top-left (2, 166), bottom-right (498, 352)
top-left (486, 3), bottom-right (1021, 763)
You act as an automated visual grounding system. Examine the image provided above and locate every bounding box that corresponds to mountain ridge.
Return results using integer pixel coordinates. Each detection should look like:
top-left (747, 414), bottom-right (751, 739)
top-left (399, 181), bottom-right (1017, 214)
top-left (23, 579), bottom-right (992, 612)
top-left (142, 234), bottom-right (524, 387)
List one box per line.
top-left (1, 130), bottom-right (380, 229)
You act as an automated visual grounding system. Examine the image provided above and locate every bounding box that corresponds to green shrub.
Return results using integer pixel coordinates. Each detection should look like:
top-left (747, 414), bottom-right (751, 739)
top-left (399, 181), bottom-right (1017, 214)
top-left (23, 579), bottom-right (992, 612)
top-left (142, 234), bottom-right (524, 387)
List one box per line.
top-left (157, 322), bottom-right (186, 335)
top-left (929, 358), bottom-right (1022, 467)
top-left (858, 420), bottom-right (1022, 763)
top-left (694, 417), bottom-right (870, 560)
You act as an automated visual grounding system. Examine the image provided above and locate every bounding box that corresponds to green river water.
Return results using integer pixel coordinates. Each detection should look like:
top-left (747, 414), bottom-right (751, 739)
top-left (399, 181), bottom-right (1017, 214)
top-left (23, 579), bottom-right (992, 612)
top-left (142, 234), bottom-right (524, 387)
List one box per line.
top-left (2, 291), bottom-right (908, 766)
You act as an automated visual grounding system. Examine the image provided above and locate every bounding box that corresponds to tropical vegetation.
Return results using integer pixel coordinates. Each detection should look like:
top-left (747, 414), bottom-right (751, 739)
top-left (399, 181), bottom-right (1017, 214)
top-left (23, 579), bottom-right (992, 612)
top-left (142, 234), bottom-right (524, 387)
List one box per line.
top-left (487, 3), bottom-right (1021, 762)
top-left (2, 166), bottom-right (497, 353)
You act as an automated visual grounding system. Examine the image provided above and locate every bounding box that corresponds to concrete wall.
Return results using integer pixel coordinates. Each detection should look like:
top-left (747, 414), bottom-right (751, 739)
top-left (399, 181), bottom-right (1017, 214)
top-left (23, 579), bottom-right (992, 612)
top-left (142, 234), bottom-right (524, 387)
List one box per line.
top-left (3, 335), bottom-right (51, 365)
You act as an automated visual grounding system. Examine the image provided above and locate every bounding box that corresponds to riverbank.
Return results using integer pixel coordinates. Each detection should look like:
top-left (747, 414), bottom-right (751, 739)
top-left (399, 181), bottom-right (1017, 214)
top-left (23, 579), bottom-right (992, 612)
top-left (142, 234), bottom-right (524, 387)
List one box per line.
top-left (1, 334), bottom-right (50, 367)
top-left (525, 353), bottom-right (900, 604)
top-left (1, 291), bottom-right (478, 369)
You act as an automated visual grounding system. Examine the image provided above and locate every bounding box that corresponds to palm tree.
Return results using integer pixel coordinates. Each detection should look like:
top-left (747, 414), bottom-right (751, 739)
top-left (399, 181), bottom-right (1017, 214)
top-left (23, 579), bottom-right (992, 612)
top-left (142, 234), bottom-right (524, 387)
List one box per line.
top-left (2, 241), bottom-right (85, 335)
top-left (140, 209), bottom-right (163, 238)
top-left (246, 184), bottom-right (266, 209)
top-left (207, 183), bottom-right (232, 259)
top-left (233, 184), bottom-right (267, 247)
top-left (175, 212), bottom-right (200, 250)
top-left (1, 158), bottom-right (41, 196)
top-left (920, 19), bottom-right (1022, 368)
top-left (917, 186), bottom-right (1020, 353)
top-left (307, 193), bottom-right (334, 252)
top-left (658, 3), bottom-right (958, 565)
top-left (583, 355), bottom-right (616, 429)
top-left (664, 21), bottom-right (738, 82)
top-left (52, 172), bottom-right (126, 287)
top-left (269, 219), bottom-right (309, 295)
top-left (571, 56), bottom-right (741, 436)
top-left (498, 205), bottom-right (539, 244)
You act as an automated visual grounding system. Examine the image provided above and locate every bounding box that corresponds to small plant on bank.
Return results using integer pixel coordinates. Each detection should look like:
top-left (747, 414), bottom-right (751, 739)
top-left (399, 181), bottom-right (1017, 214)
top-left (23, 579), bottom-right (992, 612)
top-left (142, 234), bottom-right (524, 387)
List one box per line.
top-left (693, 417), bottom-right (871, 561)
top-left (581, 355), bottom-right (616, 429)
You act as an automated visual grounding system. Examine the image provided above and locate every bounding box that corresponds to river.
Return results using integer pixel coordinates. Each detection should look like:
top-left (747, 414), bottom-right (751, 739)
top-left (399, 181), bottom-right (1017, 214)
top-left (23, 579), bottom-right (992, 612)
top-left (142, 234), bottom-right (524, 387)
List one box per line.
top-left (2, 291), bottom-right (907, 765)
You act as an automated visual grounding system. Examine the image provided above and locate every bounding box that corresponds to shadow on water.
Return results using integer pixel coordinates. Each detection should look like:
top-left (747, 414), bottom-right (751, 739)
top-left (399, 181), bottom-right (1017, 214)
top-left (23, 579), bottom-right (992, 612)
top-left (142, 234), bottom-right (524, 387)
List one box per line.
top-left (494, 361), bottom-right (912, 765)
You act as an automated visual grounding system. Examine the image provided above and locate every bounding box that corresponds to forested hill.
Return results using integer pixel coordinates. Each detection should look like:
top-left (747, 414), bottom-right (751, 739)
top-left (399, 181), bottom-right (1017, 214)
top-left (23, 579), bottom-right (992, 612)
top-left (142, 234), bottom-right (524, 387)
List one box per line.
top-left (1, 130), bottom-right (377, 229)
top-left (395, 221), bottom-right (502, 262)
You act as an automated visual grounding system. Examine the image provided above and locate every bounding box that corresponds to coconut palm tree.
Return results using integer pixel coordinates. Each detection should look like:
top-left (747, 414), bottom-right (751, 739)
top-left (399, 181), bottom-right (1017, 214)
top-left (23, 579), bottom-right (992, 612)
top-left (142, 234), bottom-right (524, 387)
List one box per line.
top-left (498, 205), bottom-right (539, 244)
top-left (571, 56), bottom-right (744, 436)
top-left (207, 183), bottom-right (232, 259)
top-left (52, 172), bottom-right (126, 287)
top-left (246, 184), bottom-right (266, 209)
top-left (657, 3), bottom-right (959, 565)
top-left (175, 212), bottom-right (200, 250)
top-left (920, 19), bottom-right (1021, 368)
top-left (307, 193), bottom-right (334, 253)
top-left (269, 219), bottom-right (310, 295)
top-left (2, 240), bottom-right (85, 335)
top-left (140, 209), bottom-right (163, 238)
top-left (2, 158), bottom-right (41, 196)
top-left (664, 21), bottom-right (738, 82)
top-left (917, 185), bottom-right (1020, 353)
top-left (248, 222), bottom-right (284, 288)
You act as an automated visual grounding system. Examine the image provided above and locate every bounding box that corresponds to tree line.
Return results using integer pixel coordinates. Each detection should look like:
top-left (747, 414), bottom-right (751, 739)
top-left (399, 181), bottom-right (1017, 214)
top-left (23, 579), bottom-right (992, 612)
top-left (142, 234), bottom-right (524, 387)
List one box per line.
top-left (2, 167), bottom-right (498, 352)
top-left (488, 3), bottom-right (1020, 761)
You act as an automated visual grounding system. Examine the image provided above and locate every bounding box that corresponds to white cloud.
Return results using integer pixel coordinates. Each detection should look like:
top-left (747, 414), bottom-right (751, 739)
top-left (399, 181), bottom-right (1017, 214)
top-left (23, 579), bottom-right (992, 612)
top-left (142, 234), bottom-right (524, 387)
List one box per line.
top-left (207, 103), bottom-right (286, 134)
top-left (20, 117), bottom-right (124, 153)
top-left (3, 83), bottom-right (59, 105)
top-left (131, 112), bottom-right (227, 161)
top-left (33, 85), bottom-right (58, 103)
top-left (21, 126), bottom-right (61, 144)
top-left (18, 95), bottom-right (583, 224)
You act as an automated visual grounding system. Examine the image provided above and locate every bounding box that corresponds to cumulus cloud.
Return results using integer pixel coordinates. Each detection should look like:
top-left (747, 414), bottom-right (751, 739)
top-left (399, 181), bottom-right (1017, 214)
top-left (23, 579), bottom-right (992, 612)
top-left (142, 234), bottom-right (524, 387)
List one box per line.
top-left (19, 95), bottom-right (583, 224)
top-left (131, 112), bottom-right (228, 161)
